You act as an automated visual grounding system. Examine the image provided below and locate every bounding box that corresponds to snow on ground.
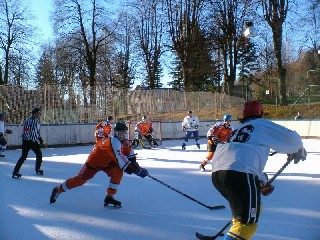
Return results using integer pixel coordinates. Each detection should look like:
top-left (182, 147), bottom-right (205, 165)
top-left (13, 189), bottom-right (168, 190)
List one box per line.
top-left (0, 139), bottom-right (319, 240)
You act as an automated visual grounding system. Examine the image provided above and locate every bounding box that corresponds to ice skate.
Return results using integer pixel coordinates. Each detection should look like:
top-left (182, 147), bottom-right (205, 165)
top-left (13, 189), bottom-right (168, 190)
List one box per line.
top-left (196, 143), bottom-right (200, 149)
top-left (151, 140), bottom-right (158, 148)
top-left (36, 169), bottom-right (44, 175)
top-left (104, 195), bottom-right (121, 208)
top-left (12, 171), bottom-right (22, 179)
top-left (182, 143), bottom-right (186, 150)
top-left (0, 150), bottom-right (5, 157)
top-left (131, 139), bottom-right (139, 148)
top-left (50, 187), bottom-right (60, 204)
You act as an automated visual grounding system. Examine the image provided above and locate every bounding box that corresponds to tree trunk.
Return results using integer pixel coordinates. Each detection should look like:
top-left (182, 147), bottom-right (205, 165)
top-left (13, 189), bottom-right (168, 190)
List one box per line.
top-left (4, 48), bottom-right (10, 84)
top-left (273, 27), bottom-right (288, 105)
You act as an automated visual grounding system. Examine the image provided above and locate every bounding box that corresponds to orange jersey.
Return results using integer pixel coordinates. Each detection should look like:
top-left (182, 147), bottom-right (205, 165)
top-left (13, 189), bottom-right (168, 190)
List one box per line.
top-left (87, 137), bottom-right (133, 170)
top-left (136, 121), bottom-right (152, 136)
top-left (95, 121), bottom-right (112, 138)
top-left (207, 122), bottom-right (233, 143)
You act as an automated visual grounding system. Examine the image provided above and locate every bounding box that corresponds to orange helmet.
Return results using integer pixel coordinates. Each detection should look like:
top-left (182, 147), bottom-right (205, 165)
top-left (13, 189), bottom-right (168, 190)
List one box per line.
top-left (243, 100), bottom-right (263, 118)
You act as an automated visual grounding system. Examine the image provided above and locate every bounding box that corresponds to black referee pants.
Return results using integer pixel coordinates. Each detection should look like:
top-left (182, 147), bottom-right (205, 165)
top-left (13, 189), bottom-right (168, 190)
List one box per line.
top-left (14, 140), bottom-right (43, 172)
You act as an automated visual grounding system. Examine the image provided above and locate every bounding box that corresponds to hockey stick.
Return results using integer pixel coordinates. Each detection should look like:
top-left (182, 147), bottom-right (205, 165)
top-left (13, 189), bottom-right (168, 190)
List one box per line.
top-left (147, 174), bottom-right (225, 210)
top-left (195, 156), bottom-right (294, 240)
top-left (269, 151), bottom-right (277, 156)
top-left (196, 222), bottom-right (230, 240)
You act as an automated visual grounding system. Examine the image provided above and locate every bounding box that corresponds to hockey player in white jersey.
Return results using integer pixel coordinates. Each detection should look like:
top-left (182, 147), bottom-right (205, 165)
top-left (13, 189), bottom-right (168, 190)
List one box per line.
top-left (0, 113), bottom-right (13, 157)
top-left (181, 110), bottom-right (200, 150)
top-left (210, 100), bottom-right (306, 240)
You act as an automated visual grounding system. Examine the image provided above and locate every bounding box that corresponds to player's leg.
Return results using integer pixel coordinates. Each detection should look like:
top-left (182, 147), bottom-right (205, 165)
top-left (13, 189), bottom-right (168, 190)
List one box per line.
top-left (182, 131), bottom-right (192, 150)
top-left (193, 131), bottom-right (200, 149)
top-left (50, 163), bottom-right (98, 204)
top-left (103, 165), bottom-right (124, 207)
top-left (12, 140), bottom-right (32, 178)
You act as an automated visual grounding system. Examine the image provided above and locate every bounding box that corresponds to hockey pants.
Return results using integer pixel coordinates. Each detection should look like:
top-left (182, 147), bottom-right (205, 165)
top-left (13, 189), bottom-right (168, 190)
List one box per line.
top-left (61, 162), bottom-right (123, 196)
top-left (184, 131), bottom-right (199, 144)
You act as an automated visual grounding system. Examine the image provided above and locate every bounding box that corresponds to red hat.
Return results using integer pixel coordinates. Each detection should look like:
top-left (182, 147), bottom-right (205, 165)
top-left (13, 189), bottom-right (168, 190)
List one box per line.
top-left (243, 100), bottom-right (263, 118)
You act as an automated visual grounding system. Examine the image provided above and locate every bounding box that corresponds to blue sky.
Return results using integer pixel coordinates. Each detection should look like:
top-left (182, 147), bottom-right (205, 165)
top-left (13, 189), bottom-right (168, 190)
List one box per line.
top-left (30, 0), bottom-right (53, 41)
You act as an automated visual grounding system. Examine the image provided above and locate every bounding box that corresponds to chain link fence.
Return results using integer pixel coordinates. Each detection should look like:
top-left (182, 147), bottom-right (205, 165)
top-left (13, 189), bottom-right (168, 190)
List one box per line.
top-left (0, 84), bottom-right (245, 124)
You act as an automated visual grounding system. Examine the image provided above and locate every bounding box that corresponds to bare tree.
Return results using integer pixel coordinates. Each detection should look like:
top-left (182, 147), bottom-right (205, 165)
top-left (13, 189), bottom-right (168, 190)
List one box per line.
top-left (130, 0), bottom-right (165, 89)
top-left (261, 0), bottom-right (289, 105)
top-left (52, 0), bottom-right (114, 105)
top-left (208, 0), bottom-right (256, 96)
top-left (307, 0), bottom-right (320, 64)
top-left (165, 0), bottom-right (212, 91)
top-left (112, 11), bottom-right (135, 89)
top-left (0, 0), bottom-right (35, 85)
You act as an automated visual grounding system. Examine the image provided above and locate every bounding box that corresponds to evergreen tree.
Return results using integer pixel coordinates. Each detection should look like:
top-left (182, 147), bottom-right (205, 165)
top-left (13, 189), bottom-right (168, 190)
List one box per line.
top-left (35, 50), bottom-right (55, 87)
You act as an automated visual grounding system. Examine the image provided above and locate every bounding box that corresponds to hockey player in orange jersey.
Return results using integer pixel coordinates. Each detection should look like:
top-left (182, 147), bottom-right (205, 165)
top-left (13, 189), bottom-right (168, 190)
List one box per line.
top-left (199, 114), bottom-right (233, 171)
top-left (132, 115), bottom-right (158, 148)
top-left (94, 115), bottom-right (114, 145)
top-left (50, 121), bottom-right (148, 208)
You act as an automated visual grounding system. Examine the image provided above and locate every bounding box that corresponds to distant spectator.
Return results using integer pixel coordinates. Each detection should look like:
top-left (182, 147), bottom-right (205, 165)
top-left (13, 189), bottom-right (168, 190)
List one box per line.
top-left (295, 112), bottom-right (303, 120)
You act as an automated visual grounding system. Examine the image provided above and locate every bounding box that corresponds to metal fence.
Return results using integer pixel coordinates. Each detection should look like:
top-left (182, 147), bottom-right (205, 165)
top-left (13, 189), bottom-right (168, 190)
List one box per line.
top-left (0, 84), bottom-right (245, 124)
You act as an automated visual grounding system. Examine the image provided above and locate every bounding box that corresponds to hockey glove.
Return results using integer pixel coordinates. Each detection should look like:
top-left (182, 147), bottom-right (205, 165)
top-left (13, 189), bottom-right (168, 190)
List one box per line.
top-left (128, 155), bottom-right (137, 164)
top-left (195, 125), bottom-right (199, 129)
top-left (135, 167), bottom-right (148, 178)
top-left (182, 126), bottom-right (186, 131)
top-left (39, 137), bottom-right (44, 145)
top-left (287, 147), bottom-right (307, 164)
top-left (0, 132), bottom-right (3, 138)
top-left (124, 162), bottom-right (140, 175)
top-left (212, 137), bottom-right (220, 144)
top-left (208, 136), bottom-right (220, 144)
top-left (96, 129), bottom-right (104, 138)
top-left (5, 129), bottom-right (13, 134)
top-left (260, 182), bottom-right (274, 196)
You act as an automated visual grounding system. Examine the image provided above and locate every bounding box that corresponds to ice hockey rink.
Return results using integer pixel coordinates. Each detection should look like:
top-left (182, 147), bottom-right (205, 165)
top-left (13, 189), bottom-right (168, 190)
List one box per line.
top-left (0, 138), bottom-right (319, 240)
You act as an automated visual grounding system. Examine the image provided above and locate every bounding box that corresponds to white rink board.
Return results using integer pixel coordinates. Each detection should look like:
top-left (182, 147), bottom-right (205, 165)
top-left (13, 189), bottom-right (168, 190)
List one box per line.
top-left (5, 120), bottom-right (320, 147)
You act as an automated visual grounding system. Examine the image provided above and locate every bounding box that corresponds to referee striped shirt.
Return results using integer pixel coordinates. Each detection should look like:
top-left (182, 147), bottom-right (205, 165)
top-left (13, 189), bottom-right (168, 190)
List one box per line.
top-left (21, 116), bottom-right (41, 143)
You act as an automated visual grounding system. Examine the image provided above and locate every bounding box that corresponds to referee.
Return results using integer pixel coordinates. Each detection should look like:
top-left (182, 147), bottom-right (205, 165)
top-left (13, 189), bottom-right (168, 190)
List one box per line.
top-left (12, 108), bottom-right (44, 178)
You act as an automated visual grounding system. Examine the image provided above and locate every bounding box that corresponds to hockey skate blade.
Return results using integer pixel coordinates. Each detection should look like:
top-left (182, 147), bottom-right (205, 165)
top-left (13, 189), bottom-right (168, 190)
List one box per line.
top-left (12, 175), bottom-right (21, 179)
top-left (104, 203), bottom-right (122, 208)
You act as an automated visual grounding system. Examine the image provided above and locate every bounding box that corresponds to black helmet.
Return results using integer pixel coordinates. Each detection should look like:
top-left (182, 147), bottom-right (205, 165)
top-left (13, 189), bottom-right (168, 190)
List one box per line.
top-left (114, 121), bottom-right (128, 131)
top-left (107, 116), bottom-right (113, 121)
top-left (32, 107), bottom-right (41, 115)
top-left (142, 115), bottom-right (147, 120)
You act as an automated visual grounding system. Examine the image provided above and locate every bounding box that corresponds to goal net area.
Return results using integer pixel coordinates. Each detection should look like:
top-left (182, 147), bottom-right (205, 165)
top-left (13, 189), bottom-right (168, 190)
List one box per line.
top-left (127, 121), bottom-right (162, 146)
